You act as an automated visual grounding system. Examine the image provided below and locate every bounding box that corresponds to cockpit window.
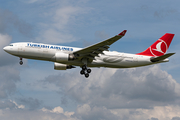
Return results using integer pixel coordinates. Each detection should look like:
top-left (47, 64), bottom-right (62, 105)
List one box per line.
top-left (9, 44), bottom-right (13, 46)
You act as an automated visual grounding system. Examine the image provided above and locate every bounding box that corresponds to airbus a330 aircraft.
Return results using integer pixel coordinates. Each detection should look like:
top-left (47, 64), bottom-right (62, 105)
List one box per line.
top-left (3, 30), bottom-right (175, 78)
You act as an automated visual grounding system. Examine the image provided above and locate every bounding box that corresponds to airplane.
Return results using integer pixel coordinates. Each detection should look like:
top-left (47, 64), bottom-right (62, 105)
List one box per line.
top-left (3, 30), bottom-right (175, 78)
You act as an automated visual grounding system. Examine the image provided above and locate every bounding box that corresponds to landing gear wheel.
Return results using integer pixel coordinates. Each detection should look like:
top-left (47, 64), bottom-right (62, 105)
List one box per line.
top-left (82, 65), bottom-right (86, 70)
top-left (87, 69), bottom-right (91, 73)
top-left (19, 58), bottom-right (23, 65)
top-left (85, 73), bottom-right (89, 78)
top-left (81, 65), bottom-right (91, 78)
top-left (19, 61), bottom-right (23, 65)
top-left (80, 70), bottom-right (85, 75)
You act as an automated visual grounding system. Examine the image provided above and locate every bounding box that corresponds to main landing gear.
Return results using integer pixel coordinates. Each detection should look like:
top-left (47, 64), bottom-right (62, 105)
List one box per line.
top-left (80, 65), bottom-right (91, 78)
top-left (19, 58), bottom-right (23, 65)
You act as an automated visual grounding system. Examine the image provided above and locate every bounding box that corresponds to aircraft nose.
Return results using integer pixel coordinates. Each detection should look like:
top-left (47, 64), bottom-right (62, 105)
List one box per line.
top-left (3, 46), bottom-right (8, 51)
top-left (3, 46), bottom-right (17, 55)
top-left (3, 46), bottom-right (11, 53)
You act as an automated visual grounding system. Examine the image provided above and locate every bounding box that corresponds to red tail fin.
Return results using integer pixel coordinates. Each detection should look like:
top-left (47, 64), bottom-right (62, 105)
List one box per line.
top-left (136, 33), bottom-right (175, 57)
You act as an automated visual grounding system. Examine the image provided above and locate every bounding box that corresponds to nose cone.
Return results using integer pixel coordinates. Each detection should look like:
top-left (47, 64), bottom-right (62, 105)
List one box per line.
top-left (3, 46), bottom-right (8, 52)
top-left (3, 46), bottom-right (13, 53)
top-left (3, 46), bottom-right (17, 55)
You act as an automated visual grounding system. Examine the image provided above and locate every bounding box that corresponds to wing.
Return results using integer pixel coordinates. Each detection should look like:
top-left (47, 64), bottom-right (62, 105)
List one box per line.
top-left (73, 30), bottom-right (127, 62)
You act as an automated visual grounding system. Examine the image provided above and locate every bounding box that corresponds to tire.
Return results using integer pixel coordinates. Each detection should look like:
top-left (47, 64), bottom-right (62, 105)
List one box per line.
top-left (82, 65), bottom-right (86, 70)
top-left (19, 61), bottom-right (23, 65)
top-left (87, 69), bottom-right (91, 73)
top-left (85, 73), bottom-right (89, 78)
top-left (80, 70), bottom-right (85, 75)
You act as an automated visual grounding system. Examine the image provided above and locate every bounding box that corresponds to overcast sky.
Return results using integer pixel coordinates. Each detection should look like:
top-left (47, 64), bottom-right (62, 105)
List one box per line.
top-left (0, 0), bottom-right (180, 120)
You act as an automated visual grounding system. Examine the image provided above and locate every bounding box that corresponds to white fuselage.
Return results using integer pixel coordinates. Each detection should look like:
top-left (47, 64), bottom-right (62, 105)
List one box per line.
top-left (3, 42), bottom-right (168, 68)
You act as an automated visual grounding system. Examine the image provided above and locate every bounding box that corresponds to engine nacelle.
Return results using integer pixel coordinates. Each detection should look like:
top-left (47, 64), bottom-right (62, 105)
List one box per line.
top-left (55, 52), bottom-right (75, 62)
top-left (54, 62), bottom-right (75, 70)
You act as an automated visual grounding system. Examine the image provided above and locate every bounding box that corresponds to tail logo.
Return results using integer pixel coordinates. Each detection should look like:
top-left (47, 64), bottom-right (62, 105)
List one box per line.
top-left (150, 39), bottom-right (168, 56)
top-left (153, 42), bottom-right (164, 53)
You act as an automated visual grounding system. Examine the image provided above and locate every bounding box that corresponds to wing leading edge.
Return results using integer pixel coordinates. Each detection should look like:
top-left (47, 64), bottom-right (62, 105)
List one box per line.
top-left (73, 30), bottom-right (127, 61)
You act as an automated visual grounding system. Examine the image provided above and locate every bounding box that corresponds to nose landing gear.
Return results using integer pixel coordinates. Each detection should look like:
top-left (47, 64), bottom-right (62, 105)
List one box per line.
top-left (80, 65), bottom-right (91, 78)
top-left (19, 58), bottom-right (23, 65)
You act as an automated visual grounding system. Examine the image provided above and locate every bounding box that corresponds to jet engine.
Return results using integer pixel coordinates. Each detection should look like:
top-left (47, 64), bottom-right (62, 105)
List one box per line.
top-left (54, 62), bottom-right (75, 70)
top-left (55, 52), bottom-right (75, 62)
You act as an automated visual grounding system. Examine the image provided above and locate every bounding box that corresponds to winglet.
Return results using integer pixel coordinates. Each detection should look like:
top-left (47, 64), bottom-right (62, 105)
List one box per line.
top-left (118, 30), bottom-right (127, 36)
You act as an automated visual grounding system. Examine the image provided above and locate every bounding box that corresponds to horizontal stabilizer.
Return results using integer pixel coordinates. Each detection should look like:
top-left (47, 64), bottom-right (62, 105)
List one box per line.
top-left (150, 53), bottom-right (175, 62)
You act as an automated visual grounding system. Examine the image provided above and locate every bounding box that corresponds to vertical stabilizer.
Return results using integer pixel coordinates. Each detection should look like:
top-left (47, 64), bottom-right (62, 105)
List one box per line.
top-left (137, 33), bottom-right (175, 56)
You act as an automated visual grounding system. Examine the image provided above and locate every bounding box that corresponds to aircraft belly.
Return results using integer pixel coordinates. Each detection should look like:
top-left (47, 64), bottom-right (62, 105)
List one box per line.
top-left (90, 55), bottom-right (152, 68)
top-left (89, 61), bottom-right (152, 68)
top-left (13, 54), bottom-right (54, 61)
top-left (56, 61), bottom-right (84, 66)
top-left (13, 47), bottom-right (55, 61)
